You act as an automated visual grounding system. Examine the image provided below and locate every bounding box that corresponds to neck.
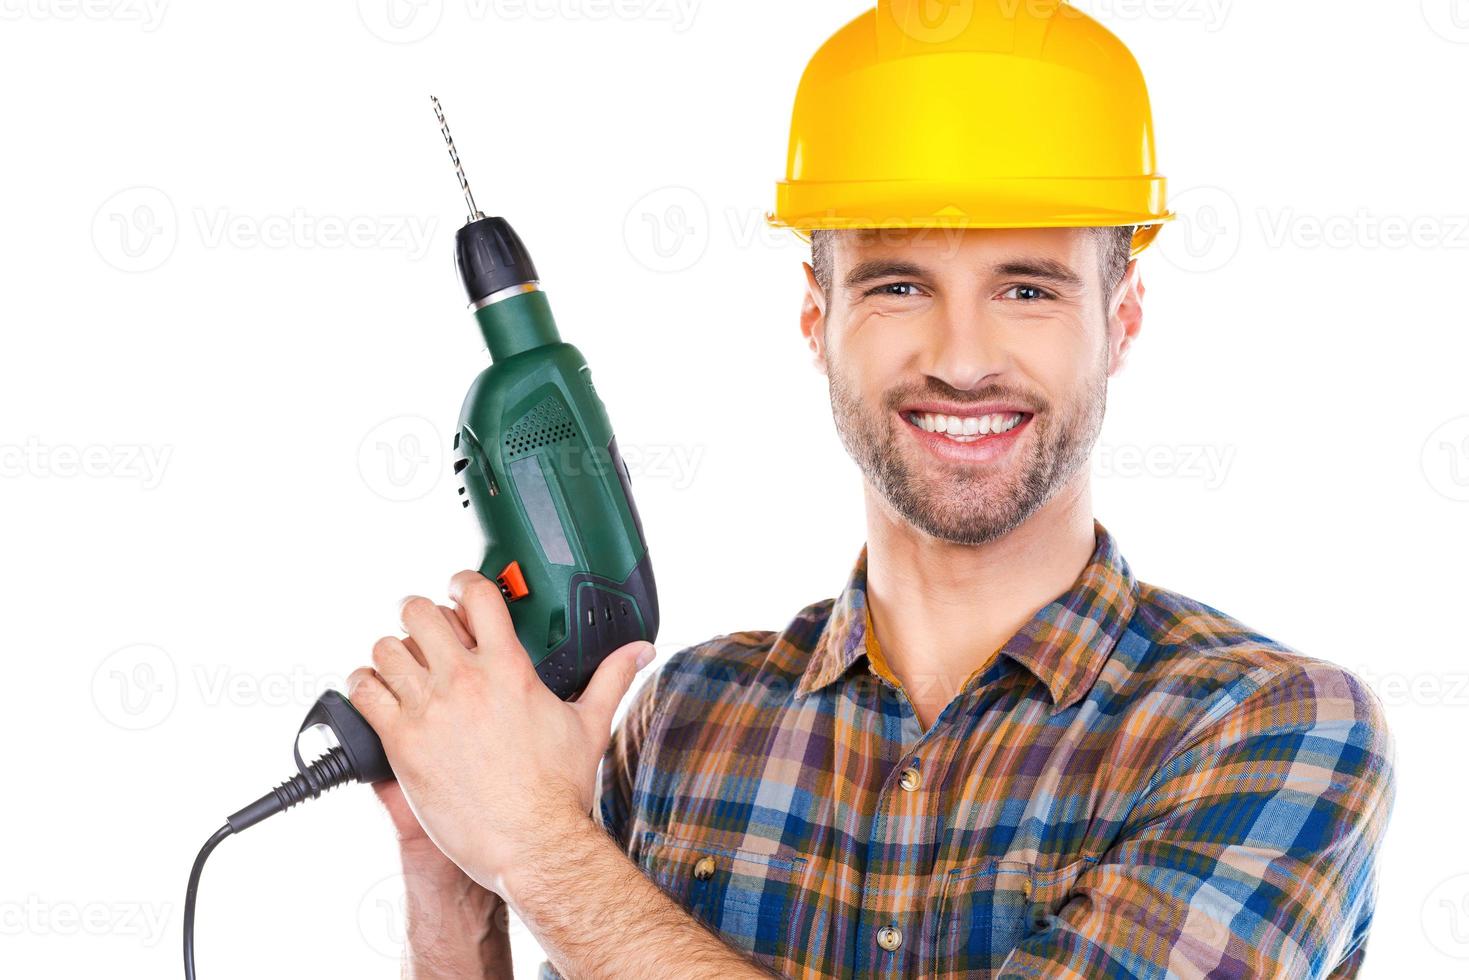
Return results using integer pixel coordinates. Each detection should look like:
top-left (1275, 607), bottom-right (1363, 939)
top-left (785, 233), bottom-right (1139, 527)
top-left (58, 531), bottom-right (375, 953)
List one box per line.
top-left (862, 475), bottom-right (1096, 730)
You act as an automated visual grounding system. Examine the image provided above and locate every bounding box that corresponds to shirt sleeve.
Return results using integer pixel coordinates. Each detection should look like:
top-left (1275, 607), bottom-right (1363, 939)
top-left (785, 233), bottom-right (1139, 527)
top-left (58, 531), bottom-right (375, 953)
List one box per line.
top-left (592, 660), bottom-right (666, 850)
top-left (1000, 660), bottom-right (1396, 979)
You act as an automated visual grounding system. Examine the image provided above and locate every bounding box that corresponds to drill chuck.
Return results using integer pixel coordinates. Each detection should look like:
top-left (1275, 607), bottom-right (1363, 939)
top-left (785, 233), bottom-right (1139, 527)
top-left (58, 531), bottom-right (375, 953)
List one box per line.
top-left (454, 216), bottom-right (540, 309)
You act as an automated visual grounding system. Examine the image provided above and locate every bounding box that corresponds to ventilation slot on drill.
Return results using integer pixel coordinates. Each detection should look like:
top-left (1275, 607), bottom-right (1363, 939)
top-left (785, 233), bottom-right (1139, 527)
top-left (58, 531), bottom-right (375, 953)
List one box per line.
top-left (504, 396), bottom-right (578, 459)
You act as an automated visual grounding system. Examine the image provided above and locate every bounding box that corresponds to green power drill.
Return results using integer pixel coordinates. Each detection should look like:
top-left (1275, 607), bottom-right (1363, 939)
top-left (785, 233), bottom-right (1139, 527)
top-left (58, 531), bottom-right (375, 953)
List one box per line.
top-left (183, 97), bottom-right (660, 980)
top-left (434, 95), bottom-right (659, 697)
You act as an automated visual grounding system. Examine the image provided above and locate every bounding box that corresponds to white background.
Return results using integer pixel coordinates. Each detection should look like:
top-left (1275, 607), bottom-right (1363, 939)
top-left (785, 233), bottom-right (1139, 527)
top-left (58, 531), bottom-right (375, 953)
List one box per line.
top-left (2, 1), bottom-right (1467, 976)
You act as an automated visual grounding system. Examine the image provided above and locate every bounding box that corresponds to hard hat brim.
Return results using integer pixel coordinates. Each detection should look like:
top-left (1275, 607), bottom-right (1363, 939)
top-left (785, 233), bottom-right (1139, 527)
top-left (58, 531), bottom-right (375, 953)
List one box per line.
top-left (769, 217), bottom-right (1171, 259)
top-left (767, 177), bottom-right (1174, 257)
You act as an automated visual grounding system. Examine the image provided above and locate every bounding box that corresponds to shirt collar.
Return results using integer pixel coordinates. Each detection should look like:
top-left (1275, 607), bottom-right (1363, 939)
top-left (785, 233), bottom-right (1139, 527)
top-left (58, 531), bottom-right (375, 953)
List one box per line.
top-left (791, 519), bottom-right (1138, 712)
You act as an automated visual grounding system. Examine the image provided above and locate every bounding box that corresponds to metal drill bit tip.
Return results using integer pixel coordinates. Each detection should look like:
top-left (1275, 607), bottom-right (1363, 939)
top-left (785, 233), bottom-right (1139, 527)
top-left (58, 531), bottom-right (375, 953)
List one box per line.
top-left (431, 95), bottom-right (484, 223)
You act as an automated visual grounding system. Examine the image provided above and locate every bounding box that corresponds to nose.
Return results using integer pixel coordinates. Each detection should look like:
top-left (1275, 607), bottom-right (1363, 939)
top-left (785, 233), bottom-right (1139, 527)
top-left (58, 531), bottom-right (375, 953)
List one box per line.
top-left (922, 298), bottom-right (1010, 393)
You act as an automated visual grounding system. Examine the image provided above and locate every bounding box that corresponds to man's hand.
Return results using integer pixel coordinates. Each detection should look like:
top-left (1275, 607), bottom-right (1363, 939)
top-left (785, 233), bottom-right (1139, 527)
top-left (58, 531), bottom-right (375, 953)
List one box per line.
top-left (350, 575), bottom-right (778, 979)
top-left (371, 604), bottom-right (471, 851)
top-left (368, 602), bottom-right (514, 979)
top-left (347, 569), bottom-right (656, 899)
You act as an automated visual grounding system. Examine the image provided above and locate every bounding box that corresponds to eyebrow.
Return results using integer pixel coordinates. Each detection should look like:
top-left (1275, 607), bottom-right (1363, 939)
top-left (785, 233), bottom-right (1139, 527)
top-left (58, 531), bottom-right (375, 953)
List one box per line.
top-left (991, 258), bottom-right (1086, 289)
top-left (842, 259), bottom-right (931, 290)
top-left (841, 256), bottom-right (1087, 291)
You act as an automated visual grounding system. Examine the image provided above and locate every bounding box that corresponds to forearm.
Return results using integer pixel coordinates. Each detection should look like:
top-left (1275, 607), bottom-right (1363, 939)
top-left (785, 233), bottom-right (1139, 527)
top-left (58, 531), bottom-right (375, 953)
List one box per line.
top-left (502, 811), bottom-right (779, 980)
top-left (401, 841), bottom-right (514, 979)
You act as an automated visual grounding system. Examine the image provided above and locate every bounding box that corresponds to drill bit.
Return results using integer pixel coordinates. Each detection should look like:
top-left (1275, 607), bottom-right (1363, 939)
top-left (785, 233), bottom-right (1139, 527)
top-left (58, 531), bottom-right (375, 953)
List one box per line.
top-left (431, 95), bottom-right (485, 223)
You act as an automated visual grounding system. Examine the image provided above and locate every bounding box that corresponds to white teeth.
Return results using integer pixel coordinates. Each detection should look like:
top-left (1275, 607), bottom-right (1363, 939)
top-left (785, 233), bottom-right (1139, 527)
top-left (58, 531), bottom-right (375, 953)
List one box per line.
top-left (909, 411), bottom-right (1025, 441)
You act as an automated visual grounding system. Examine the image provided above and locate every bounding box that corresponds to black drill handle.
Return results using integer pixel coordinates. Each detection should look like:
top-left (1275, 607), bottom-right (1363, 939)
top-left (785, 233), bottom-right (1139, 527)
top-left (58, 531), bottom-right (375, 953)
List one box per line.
top-left (295, 690), bottom-right (394, 784)
top-left (224, 692), bottom-right (392, 834)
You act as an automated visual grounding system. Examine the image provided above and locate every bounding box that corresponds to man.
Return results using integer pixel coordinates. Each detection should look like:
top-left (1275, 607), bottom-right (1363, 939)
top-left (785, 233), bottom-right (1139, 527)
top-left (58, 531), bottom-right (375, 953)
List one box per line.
top-left (349, 3), bottom-right (1395, 976)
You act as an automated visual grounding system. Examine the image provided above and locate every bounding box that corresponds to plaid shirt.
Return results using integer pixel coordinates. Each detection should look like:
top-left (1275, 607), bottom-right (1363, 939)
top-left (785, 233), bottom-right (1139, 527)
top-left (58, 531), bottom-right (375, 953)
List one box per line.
top-left (541, 520), bottom-right (1394, 978)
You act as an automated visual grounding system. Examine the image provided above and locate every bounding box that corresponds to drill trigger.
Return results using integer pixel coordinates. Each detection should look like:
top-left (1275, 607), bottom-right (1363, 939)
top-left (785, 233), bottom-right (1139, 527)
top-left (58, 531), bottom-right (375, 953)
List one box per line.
top-left (496, 560), bottom-right (530, 601)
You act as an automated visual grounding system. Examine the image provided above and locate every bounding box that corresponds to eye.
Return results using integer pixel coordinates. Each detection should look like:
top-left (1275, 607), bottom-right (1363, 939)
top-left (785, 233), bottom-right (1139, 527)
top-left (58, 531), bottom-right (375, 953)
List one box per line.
top-left (865, 282), bottom-right (926, 298)
top-left (1000, 284), bottom-right (1055, 302)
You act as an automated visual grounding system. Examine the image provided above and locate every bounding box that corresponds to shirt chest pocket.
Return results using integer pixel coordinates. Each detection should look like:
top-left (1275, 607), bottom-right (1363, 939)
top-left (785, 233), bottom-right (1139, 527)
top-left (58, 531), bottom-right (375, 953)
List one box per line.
top-left (929, 857), bottom-right (1089, 978)
top-left (638, 829), bottom-right (808, 967)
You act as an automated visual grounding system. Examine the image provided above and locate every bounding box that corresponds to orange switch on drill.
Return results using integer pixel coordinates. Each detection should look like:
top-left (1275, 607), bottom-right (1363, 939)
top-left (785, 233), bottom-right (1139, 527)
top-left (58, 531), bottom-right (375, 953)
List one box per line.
top-left (496, 561), bottom-right (530, 600)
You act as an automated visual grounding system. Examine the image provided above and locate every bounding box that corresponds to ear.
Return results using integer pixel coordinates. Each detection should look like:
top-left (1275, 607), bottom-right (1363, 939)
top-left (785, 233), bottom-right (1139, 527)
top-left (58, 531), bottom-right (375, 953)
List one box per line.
top-left (1107, 260), bottom-right (1145, 377)
top-left (800, 261), bottom-right (829, 376)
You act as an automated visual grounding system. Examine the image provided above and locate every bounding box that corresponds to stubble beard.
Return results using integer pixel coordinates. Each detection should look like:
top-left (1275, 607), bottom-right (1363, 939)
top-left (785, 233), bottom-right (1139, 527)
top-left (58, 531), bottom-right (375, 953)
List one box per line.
top-left (827, 350), bottom-right (1108, 546)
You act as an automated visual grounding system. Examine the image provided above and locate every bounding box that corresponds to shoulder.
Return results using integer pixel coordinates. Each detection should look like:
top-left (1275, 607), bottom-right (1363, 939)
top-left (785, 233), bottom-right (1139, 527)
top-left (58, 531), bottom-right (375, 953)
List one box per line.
top-left (655, 595), bottom-right (835, 693)
top-left (1116, 580), bottom-right (1395, 778)
top-left (625, 596), bottom-right (836, 738)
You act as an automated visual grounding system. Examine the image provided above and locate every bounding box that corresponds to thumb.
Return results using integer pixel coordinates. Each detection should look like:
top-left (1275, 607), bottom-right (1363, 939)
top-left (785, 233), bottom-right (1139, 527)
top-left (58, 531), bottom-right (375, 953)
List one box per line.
top-left (575, 640), bottom-right (656, 734)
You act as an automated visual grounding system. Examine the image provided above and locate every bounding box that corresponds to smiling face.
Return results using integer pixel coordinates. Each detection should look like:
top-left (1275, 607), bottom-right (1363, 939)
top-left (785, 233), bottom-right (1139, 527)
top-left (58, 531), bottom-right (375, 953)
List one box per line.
top-left (801, 226), bottom-right (1143, 546)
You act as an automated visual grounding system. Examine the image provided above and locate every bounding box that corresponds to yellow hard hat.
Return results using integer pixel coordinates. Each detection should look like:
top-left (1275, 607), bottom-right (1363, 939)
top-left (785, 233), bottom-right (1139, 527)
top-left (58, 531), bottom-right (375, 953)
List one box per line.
top-left (768, 0), bottom-right (1173, 257)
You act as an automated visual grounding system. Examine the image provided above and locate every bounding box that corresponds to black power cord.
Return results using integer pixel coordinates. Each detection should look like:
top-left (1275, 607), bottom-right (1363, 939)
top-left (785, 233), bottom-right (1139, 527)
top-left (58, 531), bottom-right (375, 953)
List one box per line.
top-left (183, 693), bottom-right (394, 978)
top-left (184, 826), bottom-right (232, 980)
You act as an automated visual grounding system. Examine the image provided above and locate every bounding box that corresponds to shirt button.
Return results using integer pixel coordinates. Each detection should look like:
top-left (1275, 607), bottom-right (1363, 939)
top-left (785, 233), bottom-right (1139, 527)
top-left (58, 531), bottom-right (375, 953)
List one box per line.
top-left (876, 924), bottom-right (903, 951)
top-left (693, 855), bottom-right (716, 880)
top-left (898, 766), bottom-right (921, 792)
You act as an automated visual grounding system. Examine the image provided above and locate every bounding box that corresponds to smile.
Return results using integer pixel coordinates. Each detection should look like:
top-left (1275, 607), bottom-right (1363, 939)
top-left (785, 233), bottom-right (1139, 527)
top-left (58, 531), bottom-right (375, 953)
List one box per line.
top-left (902, 410), bottom-right (1028, 444)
